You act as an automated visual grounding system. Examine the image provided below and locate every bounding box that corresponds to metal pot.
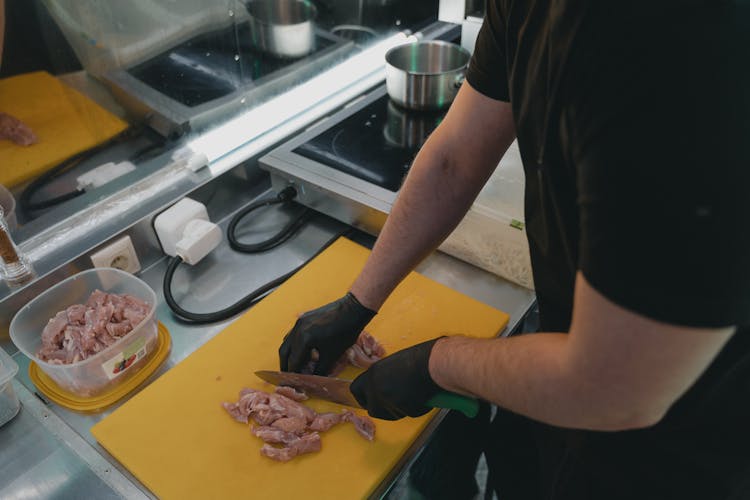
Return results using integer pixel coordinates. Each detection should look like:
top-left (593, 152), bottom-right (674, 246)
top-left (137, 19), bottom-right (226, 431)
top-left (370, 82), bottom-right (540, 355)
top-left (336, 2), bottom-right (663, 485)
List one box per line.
top-left (245, 0), bottom-right (318, 59)
top-left (385, 41), bottom-right (471, 111)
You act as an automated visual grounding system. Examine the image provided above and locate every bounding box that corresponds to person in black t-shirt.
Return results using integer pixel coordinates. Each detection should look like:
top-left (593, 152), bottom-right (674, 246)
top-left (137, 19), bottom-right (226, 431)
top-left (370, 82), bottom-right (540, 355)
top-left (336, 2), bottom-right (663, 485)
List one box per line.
top-left (279, 2), bottom-right (750, 499)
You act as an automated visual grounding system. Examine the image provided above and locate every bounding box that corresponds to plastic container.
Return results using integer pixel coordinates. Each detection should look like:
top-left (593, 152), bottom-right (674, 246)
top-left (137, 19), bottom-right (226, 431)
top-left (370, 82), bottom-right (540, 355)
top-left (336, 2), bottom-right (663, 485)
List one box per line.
top-left (0, 347), bottom-right (21, 427)
top-left (440, 141), bottom-right (534, 289)
top-left (9, 268), bottom-right (158, 398)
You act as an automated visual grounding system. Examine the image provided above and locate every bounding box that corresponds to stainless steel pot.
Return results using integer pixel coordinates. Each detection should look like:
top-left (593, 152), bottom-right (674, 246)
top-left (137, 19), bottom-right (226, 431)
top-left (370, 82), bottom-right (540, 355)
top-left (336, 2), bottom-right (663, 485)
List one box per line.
top-left (385, 41), bottom-right (471, 111)
top-left (245, 0), bottom-right (318, 59)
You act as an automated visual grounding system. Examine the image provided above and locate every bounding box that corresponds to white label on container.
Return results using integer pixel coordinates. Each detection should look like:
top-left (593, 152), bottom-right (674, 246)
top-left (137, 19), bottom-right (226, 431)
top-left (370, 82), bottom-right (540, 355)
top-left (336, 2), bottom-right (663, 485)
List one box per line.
top-left (102, 338), bottom-right (147, 380)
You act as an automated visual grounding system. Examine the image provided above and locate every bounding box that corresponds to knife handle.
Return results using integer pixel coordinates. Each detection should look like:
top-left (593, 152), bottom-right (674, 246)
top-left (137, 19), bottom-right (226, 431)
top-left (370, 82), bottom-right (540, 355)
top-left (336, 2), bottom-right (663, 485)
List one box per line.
top-left (426, 392), bottom-right (479, 418)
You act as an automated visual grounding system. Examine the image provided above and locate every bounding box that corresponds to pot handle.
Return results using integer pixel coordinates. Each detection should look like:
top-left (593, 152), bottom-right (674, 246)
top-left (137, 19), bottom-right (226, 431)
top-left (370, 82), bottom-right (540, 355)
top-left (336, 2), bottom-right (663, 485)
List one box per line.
top-left (454, 73), bottom-right (466, 89)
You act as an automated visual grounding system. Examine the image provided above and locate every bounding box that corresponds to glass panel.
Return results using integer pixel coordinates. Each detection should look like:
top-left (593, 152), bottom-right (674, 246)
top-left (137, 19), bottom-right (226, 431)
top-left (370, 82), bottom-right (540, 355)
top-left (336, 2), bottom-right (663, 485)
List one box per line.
top-left (0, 0), bottom-right (438, 244)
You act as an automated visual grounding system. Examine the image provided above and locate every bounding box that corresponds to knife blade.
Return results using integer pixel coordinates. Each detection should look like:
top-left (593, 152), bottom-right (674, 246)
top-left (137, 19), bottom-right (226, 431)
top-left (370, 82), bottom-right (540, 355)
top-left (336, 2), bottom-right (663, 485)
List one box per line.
top-left (254, 370), bottom-right (479, 418)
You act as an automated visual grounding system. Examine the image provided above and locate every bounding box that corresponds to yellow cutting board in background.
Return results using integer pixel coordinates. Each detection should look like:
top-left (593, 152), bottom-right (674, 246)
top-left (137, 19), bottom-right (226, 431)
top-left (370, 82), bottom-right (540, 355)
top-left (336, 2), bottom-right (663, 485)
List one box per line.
top-left (92, 238), bottom-right (509, 499)
top-left (0, 71), bottom-right (128, 188)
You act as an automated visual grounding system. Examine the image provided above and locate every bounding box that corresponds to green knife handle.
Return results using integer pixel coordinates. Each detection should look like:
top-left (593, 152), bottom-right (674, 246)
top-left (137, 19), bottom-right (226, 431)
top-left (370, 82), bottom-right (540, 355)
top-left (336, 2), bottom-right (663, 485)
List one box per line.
top-left (426, 392), bottom-right (479, 418)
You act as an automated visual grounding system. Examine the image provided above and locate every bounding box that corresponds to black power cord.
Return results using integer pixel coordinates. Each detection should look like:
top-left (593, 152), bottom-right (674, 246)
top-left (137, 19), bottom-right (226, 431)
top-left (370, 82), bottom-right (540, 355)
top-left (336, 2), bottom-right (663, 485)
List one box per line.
top-left (227, 187), bottom-right (311, 253)
top-left (163, 187), bottom-right (348, 324)
top-left (163, 228), bottom-right (348, 324)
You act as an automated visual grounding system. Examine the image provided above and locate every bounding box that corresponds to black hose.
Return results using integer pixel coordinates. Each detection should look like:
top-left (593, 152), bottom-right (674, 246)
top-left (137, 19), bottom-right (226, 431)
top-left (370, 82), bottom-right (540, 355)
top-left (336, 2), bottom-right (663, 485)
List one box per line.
top-left (163, 228), bottom-right (349, 324)
top-left (227, 186), bottom-right (310, 253)
top-left (19, 150), bottom-right (88, 213)
top-left (20, 128), bottom-right (168, 214)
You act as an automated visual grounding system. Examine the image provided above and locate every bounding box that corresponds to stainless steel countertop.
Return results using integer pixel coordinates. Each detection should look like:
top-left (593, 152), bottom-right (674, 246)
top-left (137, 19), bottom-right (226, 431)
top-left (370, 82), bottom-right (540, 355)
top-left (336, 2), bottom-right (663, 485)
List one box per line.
top-left (1, 196), bottom-right (535, 499)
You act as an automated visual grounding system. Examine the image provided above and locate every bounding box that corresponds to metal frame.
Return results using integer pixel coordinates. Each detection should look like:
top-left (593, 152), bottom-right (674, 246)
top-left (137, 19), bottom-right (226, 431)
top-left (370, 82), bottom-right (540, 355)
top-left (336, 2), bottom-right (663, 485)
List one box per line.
top-left (260, 86), bottom-right (398, 236)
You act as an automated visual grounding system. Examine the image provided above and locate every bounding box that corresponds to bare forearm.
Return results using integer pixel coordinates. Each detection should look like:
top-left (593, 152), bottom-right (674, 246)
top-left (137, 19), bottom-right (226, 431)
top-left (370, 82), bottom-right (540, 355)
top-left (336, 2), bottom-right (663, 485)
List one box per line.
top-left (351, 86), bottom-right (516, 310)
top-left (429, 274), bottom-right (734, 431)
top-left (429, 333), bottom-right (606, 429)
top-left (350, 143), bottom-right (492, 309)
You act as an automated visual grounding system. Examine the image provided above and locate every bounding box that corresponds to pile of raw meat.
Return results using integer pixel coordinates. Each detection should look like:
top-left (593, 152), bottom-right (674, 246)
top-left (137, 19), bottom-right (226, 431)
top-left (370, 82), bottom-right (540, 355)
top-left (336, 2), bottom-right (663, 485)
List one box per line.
top-left (223, 385), bottom-right (376, 462)
top-left (0, 112), bottom-right (38, 146)
top-left (37, 290), bottom-right (151, 365)
top-left (223, 331), bottom-right (385, 462)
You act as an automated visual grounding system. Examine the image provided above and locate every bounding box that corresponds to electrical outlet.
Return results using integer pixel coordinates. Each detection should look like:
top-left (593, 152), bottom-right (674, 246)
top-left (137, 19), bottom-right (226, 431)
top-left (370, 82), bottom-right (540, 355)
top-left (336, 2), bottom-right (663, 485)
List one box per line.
top-left (90, 235), bottom-right (142, 273)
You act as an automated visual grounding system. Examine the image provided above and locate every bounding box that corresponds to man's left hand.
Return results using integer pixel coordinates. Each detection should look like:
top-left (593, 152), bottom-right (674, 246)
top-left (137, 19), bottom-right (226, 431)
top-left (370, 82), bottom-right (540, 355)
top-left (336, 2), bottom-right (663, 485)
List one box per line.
top-left (350, 338), bottom-right (444, 420)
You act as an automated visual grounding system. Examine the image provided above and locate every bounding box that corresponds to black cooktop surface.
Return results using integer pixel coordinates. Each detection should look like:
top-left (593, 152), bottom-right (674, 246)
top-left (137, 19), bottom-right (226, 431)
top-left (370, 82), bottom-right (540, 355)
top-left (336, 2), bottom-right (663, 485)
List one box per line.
top-left (128, 22), bottom-right (337, 107)
top-left (294, 94), bottom-right (445, 192)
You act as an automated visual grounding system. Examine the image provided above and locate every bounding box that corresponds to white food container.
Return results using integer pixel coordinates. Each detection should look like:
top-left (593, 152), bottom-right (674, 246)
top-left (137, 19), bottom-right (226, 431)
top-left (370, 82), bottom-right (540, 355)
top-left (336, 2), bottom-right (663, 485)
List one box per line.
top-left (9, 268), bottom-right (158, 398)
top-left (441, 141), bottom-right (534, 289)
top-left (0, 346), bottom-right (21, 427)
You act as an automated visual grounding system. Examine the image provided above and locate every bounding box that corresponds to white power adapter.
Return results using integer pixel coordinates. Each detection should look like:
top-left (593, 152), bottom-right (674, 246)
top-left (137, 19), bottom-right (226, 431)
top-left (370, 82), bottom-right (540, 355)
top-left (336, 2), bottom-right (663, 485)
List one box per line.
top-left (153, 198), bottom-right (222, 265)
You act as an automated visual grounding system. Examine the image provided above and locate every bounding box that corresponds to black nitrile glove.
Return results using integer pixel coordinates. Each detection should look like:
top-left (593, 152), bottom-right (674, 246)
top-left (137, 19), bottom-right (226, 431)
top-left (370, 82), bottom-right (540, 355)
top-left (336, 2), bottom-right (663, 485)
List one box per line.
top-left (279, 292), bottom-right (376, 375)
top-left (350, 338), bottom-right (443, 420)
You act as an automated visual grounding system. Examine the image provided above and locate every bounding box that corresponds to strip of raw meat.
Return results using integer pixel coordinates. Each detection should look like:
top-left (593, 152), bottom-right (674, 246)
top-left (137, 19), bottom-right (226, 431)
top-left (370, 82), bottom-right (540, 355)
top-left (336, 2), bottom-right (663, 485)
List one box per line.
top-left (239, 387), bottom-right (259, 398)
top-left (0, 112), bottom-right (38, 146)
top-left (267, 393), bottom-right (316, 423)
top-left (260, 433), bottom-right (321, 462)
top-left (342, 411), bottom-right (376, 441)
top-left (345, 331), bottom-right (386, 369)
top-left (358, 331), bottom-right (386, 358)
top-left (252, 404), bottom-right (285, 426)
top-left (41, 311), bottom-right (68, 348)
top-left (37, 290), bottom-right (150, 364)
top-left (271, 416), bottom-right (307, 434)
top-left (88, 302), bottom-right (114, 335)
top-left (221, 389), bottom-right (271, 423)
top-left (86, 289), bottom-right (108, 309)
top-left (345, 344), bottom-right (370, 368)
top-left (251, 426), bottom-right (299, 445)
top-left (106, 321), bottom-right (132, 338)
top-left (65, 304), bottom-right (87, 325)
top-left (302, 332), bottom-right (386, 375)
top-left (62, 325), bottom-right (85, 363)
top-left (122, 294), bottom-right (149, 327)
top-left (221, 402), bottom-right (247, 423)
top-left (275, 385), bottom-right (308, 401)
top-left (238, 390), bottom-right (270, 417)
top-left (36, 346), bottom-right (68, 364)
top-left (308, 412), bottom-right (343, 432)
top-left (107, 294), bottom-right (127, 322)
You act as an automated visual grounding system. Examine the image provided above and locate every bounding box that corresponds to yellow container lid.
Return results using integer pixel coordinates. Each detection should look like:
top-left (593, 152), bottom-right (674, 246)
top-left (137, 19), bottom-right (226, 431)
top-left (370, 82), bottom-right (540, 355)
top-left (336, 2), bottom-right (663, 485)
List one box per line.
top-left (29, 322), bottom-right (171, 413)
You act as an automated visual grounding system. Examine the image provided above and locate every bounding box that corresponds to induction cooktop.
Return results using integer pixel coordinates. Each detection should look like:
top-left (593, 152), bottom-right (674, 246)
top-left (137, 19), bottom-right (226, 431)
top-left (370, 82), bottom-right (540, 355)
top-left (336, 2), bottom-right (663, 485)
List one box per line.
top-left (127, 22), bottom-right (338, 108)
top-left (104, 21), bottom-right (352, 137)
top-left (260, 86), bottom-right (447, 234)
top-left (293, 91), bottom-right (444, 191)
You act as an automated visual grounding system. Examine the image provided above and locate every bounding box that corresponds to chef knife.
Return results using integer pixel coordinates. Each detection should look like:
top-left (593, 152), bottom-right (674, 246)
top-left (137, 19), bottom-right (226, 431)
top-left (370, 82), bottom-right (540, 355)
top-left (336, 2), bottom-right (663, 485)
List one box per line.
top-left (255, 370), bottom-right (479, 418)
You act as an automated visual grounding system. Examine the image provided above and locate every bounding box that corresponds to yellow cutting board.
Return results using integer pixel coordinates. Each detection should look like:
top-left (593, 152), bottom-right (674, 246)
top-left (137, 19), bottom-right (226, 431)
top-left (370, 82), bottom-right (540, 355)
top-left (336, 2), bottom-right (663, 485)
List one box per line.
top-left (0, 71), bottom-right (128, 188)
top-left (91, 238), bottom-right (509, 499)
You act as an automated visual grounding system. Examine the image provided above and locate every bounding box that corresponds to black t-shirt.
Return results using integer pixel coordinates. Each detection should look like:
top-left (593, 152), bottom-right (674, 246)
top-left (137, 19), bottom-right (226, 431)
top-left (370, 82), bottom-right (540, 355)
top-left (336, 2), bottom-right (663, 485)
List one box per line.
top-left (467, 1), bottom-right (750, 499)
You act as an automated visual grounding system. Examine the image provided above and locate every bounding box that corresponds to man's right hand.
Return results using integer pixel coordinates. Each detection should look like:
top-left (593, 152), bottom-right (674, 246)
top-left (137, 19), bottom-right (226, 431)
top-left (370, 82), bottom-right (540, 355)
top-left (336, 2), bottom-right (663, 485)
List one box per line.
top-left (279, 292), bottom-right (376, 375)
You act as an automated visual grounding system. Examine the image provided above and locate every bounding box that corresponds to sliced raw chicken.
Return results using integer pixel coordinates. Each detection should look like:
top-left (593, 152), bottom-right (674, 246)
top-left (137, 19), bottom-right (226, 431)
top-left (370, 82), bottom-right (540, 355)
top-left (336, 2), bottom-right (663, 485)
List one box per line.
top-left (222, 387), bottom-right (376, 462)
top-left (0, 112), bottom-right (38, 146)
